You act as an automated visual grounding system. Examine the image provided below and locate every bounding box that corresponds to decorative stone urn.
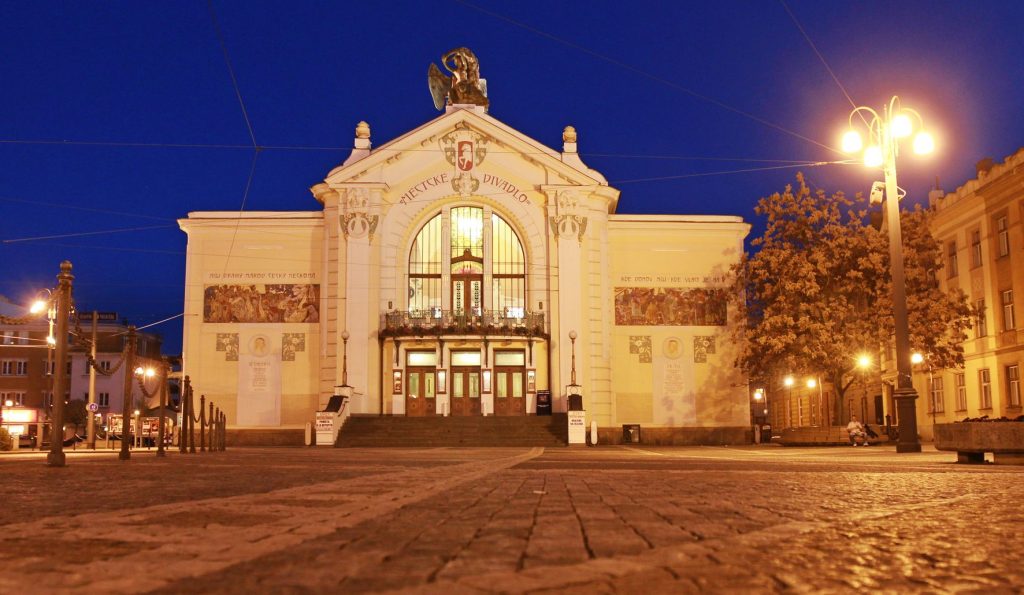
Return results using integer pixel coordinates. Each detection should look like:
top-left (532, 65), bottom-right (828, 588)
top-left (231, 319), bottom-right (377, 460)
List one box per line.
top-left (934, 422), bottom-right (1024, 465)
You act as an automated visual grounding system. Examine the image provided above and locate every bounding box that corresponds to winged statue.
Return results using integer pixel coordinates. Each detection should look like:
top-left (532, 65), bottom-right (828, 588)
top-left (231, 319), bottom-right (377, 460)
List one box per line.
top-left (427, 47), bottom-right (489, 111)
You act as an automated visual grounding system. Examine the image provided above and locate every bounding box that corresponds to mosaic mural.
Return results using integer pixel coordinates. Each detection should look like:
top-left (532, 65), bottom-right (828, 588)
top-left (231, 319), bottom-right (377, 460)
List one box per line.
top-left (614, 287), bottom-right (727, 326)
top-left (281, 333), bottom-right (306, 362)
top-left (693, 336), bottom-right (716, 363)
top-left (204, 284), bottom-right (320, 323)
top-left (628, 335), bottom-right (652, 363)
top-left (216, 333), bottom-right (239, 361)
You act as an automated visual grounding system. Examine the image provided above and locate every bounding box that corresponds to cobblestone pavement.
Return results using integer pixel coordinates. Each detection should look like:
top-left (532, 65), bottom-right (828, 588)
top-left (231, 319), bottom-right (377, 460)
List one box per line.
top-left (1, 445), bottom-right (1022, 594)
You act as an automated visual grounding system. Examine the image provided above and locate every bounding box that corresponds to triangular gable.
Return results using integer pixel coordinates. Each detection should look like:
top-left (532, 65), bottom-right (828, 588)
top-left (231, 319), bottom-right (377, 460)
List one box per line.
top-left (322, 107), bottom-right (607, 188)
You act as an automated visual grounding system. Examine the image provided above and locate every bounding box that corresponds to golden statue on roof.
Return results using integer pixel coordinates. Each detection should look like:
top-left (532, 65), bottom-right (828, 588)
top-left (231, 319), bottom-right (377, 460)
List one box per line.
top-left (428, 47), bottom-right (489, 111)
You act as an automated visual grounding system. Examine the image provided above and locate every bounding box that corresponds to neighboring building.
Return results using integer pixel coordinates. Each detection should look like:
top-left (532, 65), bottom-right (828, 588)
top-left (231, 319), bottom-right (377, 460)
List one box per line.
top-left (178, 54), bottom-right (752, 443)
top-left (0, 298), bottom-right (163, 440)
top-left (909, 150), bottom-right (1024, 439)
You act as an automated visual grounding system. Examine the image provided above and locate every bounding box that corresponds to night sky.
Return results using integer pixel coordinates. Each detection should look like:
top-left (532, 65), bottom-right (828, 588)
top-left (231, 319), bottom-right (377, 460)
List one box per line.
top-left (2, 1), bottom-right (1023, 353)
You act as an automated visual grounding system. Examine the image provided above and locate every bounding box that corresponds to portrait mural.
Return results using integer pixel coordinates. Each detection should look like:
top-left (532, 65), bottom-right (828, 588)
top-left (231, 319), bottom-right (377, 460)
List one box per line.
top-left (203, 284), bottom-right (320, 323)
top-left (614, 287), bottom-right (727, 326)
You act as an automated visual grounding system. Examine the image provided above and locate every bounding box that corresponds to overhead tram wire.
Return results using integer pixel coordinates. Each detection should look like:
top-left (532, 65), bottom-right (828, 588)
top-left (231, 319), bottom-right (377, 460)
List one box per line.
top-left (778, 0), bottom-right (868, 128)
top-left (206, 0), bottom-right (262, 274)
top-left (610, 160), bottom-right (841, 185)
top-left (453, 0), bottom-right (844, 157)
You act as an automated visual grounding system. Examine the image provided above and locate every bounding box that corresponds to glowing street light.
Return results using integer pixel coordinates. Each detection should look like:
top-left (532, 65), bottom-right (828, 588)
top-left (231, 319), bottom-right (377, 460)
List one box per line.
top-left (856, 354), bottom-right (872, 370)
top-left (839, 96), bottom-right (934, 453)
top-left (911, 352), bottom-right (924, 365)
top-left (783, 376), bottom-right (795, 388)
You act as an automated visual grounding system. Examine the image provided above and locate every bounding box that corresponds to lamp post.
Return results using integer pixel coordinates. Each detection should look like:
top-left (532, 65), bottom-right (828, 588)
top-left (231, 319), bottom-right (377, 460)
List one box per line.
top-left (45, 262), bottom-right (74, 467)
top-left (840, 96), bottom-right (934, 453)
top-left (856, 353), bottom-right (873, 423)
top-left (783, 375), bottom-right (795, 428)
top-left (119, 325), bottom-right (136, 461)
top-left (30, 289), bottom-right (56, 451)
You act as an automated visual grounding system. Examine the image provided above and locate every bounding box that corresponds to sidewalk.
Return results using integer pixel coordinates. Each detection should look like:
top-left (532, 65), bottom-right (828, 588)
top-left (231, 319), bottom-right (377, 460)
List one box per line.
top-left (0, 445), bottom-right (1020, 593)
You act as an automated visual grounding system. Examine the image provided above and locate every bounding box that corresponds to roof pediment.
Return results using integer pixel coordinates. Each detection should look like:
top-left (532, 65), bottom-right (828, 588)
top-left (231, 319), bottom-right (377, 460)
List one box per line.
top-left (320, 107), bottom-right (609, 190)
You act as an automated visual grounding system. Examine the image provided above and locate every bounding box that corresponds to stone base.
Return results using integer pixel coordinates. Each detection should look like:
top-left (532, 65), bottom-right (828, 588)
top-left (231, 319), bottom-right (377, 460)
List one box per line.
top-left (935, 422), bottom-right (1024, 465)
top-left (225, 428), bottom-right (306, 447)
top-left (597, 426), bottom-right (750, 446)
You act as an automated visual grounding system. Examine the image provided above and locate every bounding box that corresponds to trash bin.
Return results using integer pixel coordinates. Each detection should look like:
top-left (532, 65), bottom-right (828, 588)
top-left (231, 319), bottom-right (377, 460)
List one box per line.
top-left (536, 390), bottom-right (552, 416)
top-left (567, 393), bottom-right (583, 411)
top-left (622, 424), bottom-right (641, 444)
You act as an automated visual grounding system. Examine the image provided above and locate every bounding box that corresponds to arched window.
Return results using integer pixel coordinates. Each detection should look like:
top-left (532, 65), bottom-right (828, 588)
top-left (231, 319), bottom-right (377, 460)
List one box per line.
top-left (491, 213), bottom-right (525, 315)
top-left (407, 207), bottom-right (527, 317)
top-left (408, 213), bottom-right (442, 312)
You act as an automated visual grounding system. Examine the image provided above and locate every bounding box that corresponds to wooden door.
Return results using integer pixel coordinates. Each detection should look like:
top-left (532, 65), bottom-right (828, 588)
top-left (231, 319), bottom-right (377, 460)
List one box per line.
top-left (406, 367), bottom-right (436, 416)
top-left (494, 366), bottom-right (526, 416)
top-left (450, 366), bottom-right (481, 416)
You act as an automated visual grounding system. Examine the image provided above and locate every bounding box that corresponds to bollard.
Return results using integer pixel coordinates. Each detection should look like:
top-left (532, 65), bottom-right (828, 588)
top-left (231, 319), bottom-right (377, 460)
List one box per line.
top-left (208, 400), bottom-right (214, 451)
top-left (221, 411), bottom-right (227, 451)
top-left (188, 384), bottom-right (196, 454)
top-left (180, 376), bottom-right (190, 454)
top-left (199, 395), bottom-right (206, 452)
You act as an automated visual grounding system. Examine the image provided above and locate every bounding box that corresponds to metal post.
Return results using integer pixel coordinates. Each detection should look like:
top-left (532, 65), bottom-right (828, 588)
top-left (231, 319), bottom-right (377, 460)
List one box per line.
top-left (87, 311), bottom-right (98, 449)
top-left (180, 376), bottom-right (190, 454)
top-left (47, 261), bottom-right (74, 468)
top-left (156, 362), bottom-right (167, 457)
top-left (882, 116), bottom-right (922, 453)
top-left (188, 383), bottom-right (196, 454)
top-left (119, 326), bottom-right (136, 461)
top-left (199, 394), bottom-right (206, 452)
top-left (207, 400), bottom-right (214, 451)
top-left (221, 411), bottom-right (227, 450)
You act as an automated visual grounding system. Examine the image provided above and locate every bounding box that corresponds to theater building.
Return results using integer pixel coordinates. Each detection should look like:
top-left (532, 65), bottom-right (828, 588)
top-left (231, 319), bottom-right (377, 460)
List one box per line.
top-left (179, 55), bottom-right (752, 443)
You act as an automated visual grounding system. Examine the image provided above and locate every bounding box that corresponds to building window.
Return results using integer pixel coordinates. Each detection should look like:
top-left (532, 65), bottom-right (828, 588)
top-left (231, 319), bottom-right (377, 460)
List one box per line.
top-left (946, 241), bottom-right (958, 278)
top-left (100, 360), bottom-right (111, 372)
top-left (1002, 290), bottom-right (1015, 331)
top-left (955, 373), bottom-right (967, 411)
top-left (66, 361), bottom-right (73, 376)
top-left (98, 392), bottom-right (110, 407)
top-left (970, 230), bottom-right (982, 268)
top-left (1008, 365), bottom-right (1021, 408)
top-left (0, 392), bottom-right (25, 406)
top-left (407, 206), bottom-right (526, 316)
top-left (979, 369), bottom-right (992, 409)
top-left (929, 376), bottom-right (945, 414)
top-left (975, 299), bottom-right (987, 338)
top-left (1, 331), bottom-right (13, 345)
top-left (996, 216), bottom-right (1009, 257)
top-left (1, 360), bottom-right (28, 376)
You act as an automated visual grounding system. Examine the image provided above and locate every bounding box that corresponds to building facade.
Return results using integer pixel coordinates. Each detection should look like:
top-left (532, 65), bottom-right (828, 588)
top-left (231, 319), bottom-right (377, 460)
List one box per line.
top-left (911, 150), bottom-right (1024, 439)
top-left (0, 300), bottom-right (163, 441)
top-left (179, 72), bottom-right (752, 443)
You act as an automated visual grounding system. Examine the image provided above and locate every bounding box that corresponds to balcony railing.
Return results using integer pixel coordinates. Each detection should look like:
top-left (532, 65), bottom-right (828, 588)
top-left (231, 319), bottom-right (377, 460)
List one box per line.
top-left (381, 309), bottom-right (547, 338)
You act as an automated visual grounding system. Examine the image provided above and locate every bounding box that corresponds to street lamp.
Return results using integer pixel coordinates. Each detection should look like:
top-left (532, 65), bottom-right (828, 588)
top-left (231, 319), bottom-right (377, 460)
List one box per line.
top-left (856, 353), bottom-right (873, 422)
top-left (840, 96), bottom-right (933, 453)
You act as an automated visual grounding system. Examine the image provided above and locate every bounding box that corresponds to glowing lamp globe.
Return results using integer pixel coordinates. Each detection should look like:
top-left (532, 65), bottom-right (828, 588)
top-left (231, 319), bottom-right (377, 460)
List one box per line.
top-left (911, 352), bottom-right (924, 365)
top-left (863, 146), bottom-right (884, 167)
top-left (806, 378), bottom-right (817, 389)
top-left (30, 300), bottom-right (47, 314)
top-left (891, 113), bottom-right (913, 138)
top-left (912, 131), bottom-right (935, 155)
top-left (841, 130), bottom-right (863, 153)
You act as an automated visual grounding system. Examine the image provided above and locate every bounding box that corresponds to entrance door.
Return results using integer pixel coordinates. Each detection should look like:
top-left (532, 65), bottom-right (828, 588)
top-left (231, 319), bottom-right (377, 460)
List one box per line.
top-left (451, 249), bottom-right (484, 321)
top-left (493, 350), bottom-right (526, 416)
top-left (450, 366), bottom-right (481, 416)
top-left (406, 367), bottom-right (436, 417)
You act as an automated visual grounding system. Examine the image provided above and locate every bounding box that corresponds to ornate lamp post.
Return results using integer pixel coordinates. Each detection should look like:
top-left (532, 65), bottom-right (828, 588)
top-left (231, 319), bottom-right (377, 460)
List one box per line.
top-left (46, 261), bottom-right (74, 467)
top-left (840, 96), bottom-right (935, 453)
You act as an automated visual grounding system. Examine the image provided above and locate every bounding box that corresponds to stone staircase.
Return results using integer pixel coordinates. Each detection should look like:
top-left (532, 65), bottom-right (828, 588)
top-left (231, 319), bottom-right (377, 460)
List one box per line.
top-left (335, 414), bottom-right (569, 447)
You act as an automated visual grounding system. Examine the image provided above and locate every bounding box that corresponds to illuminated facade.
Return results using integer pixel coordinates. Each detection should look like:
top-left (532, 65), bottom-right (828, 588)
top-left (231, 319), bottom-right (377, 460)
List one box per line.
top-left (179, 96), bottom-right (752, 442)
top-left (912, 151), bottom-right (1024, 439)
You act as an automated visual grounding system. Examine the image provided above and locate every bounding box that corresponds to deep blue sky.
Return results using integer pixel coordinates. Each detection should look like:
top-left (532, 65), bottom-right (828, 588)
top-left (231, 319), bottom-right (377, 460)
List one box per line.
top-left (3, 1), bottom-right (1023, 353)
